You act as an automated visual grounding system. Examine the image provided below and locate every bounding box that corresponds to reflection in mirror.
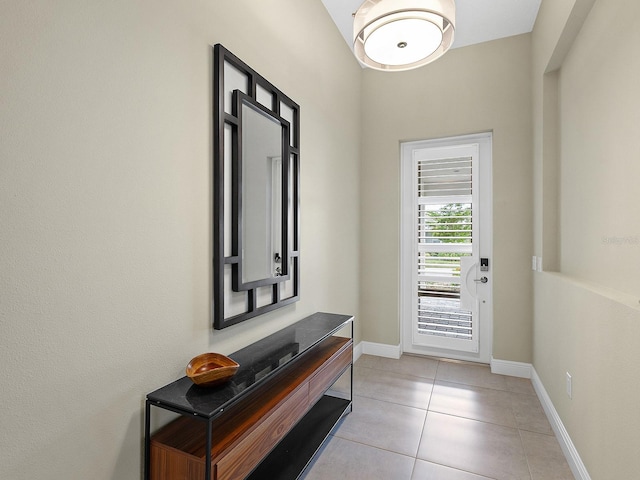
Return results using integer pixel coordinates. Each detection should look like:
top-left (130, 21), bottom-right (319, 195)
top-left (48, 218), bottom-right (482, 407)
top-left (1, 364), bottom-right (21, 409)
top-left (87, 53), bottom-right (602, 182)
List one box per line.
top-left (241, 99), bottom-right (284, 283)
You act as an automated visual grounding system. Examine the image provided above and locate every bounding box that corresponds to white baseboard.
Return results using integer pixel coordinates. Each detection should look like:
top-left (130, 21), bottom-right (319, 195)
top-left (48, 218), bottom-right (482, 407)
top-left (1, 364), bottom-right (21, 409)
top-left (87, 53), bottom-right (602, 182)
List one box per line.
top-left (360, 341), bottom-right (401, 359)
top-left (353, 341), bottom-right (363, 363)
top-left (490, 357), bottom-right (532, 378)
top-left (531, 368), bottom-right (591, 480)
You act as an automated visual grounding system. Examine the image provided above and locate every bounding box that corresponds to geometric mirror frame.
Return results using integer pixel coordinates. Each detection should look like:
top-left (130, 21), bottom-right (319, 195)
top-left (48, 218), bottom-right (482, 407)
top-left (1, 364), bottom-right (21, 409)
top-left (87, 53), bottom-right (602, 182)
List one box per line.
top-left (213, 44), bottom-right (300, 330)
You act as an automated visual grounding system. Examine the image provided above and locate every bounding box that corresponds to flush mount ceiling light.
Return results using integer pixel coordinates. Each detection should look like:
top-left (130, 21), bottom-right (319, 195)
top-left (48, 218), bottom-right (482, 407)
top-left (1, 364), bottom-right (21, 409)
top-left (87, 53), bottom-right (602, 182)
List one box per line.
top-left (353, 0), bottom-right (455, 71)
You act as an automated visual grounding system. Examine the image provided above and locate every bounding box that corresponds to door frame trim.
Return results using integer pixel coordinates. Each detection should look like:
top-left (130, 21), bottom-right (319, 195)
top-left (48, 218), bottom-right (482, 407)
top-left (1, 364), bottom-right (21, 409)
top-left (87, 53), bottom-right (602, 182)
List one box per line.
top-left (400, 132), bottom-right (493, 363)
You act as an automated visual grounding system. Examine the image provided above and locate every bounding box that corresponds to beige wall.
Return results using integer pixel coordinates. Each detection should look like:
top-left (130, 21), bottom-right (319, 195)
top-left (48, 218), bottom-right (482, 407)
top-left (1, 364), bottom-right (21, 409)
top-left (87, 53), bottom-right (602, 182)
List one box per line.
top-left (0, 1), bottom-right (361, 478)
top-left (559, 0), bottom-right (640, 292)
top-left (532, 0), bottom-right (640, 477)
top-left (5, 0), bottom-right (637, 477)
top-left (360, 34), bottom-right (534, 362)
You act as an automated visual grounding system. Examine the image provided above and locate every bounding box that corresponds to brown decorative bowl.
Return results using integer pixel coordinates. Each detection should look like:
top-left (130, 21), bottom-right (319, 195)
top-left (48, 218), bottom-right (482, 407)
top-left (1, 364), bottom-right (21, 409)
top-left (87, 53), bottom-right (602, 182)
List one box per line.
top-left (186, 353), bottom-right (239, 387)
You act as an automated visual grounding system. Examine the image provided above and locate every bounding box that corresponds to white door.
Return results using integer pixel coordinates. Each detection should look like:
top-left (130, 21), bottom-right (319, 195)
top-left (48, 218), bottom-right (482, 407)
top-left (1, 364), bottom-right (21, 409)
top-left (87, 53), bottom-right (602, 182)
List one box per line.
top-left (401, 133), bottom-right (492, 363)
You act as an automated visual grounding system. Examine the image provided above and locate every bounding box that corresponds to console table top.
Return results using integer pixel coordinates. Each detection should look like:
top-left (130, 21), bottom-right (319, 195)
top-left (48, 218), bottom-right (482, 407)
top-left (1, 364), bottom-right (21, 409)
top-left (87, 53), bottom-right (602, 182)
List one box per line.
top-left (146, 312), bottom-right (353, 418)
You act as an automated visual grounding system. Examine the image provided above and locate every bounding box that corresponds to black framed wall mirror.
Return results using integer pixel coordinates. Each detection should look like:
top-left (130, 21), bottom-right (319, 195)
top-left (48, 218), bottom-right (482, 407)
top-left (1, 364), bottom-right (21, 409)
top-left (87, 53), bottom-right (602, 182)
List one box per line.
top-left (213, 44), bottom-right (300, 330)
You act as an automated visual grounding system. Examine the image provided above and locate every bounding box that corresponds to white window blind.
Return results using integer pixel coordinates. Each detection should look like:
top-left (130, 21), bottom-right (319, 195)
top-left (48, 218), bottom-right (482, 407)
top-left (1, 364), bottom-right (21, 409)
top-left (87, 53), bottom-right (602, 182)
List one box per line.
top-left (418, 156), bottom-right (472, 197)
top-left (416, 156), bottom-right (473, 340)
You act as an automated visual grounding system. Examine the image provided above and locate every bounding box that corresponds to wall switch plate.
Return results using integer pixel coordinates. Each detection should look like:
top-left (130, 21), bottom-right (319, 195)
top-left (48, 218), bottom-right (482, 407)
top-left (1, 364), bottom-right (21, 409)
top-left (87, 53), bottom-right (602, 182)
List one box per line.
top-left (536, 256), bottom-right (543, 272)
top-left (566, 372), bottom-right (572, 399)
top-left (532, 256), bottom-right (537, 271)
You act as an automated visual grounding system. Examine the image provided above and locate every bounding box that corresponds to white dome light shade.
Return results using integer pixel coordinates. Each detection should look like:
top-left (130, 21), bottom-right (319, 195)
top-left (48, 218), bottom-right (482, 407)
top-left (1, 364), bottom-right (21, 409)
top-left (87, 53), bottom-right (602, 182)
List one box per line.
top-left (364, 18), bottom-right (443, 66)
top-left (353, 0), bottom-right (455, 71)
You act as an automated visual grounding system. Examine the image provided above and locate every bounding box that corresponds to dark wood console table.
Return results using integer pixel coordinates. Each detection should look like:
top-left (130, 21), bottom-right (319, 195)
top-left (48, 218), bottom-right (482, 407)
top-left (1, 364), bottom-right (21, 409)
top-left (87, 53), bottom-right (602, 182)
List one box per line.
top-left (144, 312), bottom-right (354, 480)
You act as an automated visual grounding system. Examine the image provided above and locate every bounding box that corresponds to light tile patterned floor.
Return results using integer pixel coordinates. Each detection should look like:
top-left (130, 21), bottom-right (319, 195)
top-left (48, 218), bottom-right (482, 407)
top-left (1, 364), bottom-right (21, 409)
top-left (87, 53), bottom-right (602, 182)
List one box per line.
top-left (302, 354), bottom-right (574, 480)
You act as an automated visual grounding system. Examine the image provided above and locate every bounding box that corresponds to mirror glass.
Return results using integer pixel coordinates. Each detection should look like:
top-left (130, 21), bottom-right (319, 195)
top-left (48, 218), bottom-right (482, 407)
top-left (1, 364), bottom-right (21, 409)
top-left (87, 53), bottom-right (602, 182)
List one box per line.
top-left (241, 99), bottom-right (284, 284)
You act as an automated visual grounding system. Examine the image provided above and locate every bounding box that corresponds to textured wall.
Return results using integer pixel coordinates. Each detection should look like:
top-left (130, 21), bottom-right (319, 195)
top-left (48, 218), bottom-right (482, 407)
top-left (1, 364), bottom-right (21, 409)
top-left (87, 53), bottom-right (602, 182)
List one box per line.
top-left (0, 1), bottom-right (362, 478)
top-left (532, 0), bottom-right (640, 477)
top-left (360, 34), bottom-right (533, 362)
top-left (558, 0), bottom-right (640, 293)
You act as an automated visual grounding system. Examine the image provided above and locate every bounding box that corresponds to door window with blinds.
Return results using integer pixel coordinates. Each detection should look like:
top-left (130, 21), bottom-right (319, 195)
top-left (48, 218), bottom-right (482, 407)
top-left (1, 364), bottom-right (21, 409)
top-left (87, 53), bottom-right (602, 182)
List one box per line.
top-left (413, 144), bottom-right (480, 353)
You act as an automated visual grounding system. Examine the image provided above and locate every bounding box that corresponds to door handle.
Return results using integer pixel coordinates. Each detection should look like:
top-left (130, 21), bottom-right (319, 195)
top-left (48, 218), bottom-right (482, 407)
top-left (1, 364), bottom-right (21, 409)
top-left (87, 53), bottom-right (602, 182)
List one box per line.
top-left (474, 276), bottom-right (488, 283)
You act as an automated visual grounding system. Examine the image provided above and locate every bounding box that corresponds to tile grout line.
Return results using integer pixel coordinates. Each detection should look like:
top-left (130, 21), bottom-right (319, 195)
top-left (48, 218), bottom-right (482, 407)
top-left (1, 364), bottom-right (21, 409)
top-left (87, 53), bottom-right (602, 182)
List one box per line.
top-left (518, 428), bottom-right (535, 480)
top-left (355, 363), bottom-right (440, 383)
top-left (329, 434), bottom-right (418, 461)
top-left (415, 358), bottom-right (438, 445)
top-left (419, 360), bottom-right (504, 480)
top-left (351, 392), bottom-right (429, 413)
top-left (410, 359), bottom-right (439, 480)
top-left (349, 355), bottom-right (567, 479)
top-left (510, 372), bottom-right (551, 479)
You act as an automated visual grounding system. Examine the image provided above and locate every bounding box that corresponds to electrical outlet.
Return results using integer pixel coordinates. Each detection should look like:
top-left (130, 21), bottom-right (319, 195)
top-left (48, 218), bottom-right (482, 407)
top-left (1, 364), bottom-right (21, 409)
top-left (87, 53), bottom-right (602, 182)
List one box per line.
top-left (536, 256), bottom-right (543, 272)
top-left (532, 256), bottom-right (537, 270)
top-left (566, 372), bottom-right (572, 399)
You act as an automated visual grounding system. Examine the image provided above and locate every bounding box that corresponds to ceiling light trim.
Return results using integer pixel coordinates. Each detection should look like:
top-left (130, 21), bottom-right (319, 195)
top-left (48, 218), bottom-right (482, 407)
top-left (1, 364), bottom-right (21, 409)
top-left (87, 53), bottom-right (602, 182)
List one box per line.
top-left (353, 0), bottom-right (456, 72)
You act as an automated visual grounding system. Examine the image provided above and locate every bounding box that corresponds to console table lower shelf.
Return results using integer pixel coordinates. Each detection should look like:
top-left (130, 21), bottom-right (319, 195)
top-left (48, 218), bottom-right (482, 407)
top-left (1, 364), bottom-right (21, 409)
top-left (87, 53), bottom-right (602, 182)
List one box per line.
top-left (146, 313), bottom-right (354, 480)
top-left (246, 394), bottom-right (349, 479)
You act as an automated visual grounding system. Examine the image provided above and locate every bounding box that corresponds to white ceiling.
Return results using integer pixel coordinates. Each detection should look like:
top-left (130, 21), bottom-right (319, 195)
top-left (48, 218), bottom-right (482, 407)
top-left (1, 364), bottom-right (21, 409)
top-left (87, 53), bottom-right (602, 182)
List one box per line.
top-left (321, 0), bottom-right (542, 52)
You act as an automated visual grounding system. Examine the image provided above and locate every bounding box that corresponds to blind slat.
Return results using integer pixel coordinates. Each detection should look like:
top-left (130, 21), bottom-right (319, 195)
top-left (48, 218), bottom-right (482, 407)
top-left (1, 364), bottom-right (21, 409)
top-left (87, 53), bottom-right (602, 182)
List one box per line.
top-left (416, 154), bottom-right (474, 342)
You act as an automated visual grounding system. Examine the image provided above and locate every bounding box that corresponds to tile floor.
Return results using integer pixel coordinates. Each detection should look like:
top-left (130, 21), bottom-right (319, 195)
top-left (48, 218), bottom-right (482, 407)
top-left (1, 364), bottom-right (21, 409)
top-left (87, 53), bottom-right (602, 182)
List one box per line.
top-left (302, 354), bottom-right (575, 480)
